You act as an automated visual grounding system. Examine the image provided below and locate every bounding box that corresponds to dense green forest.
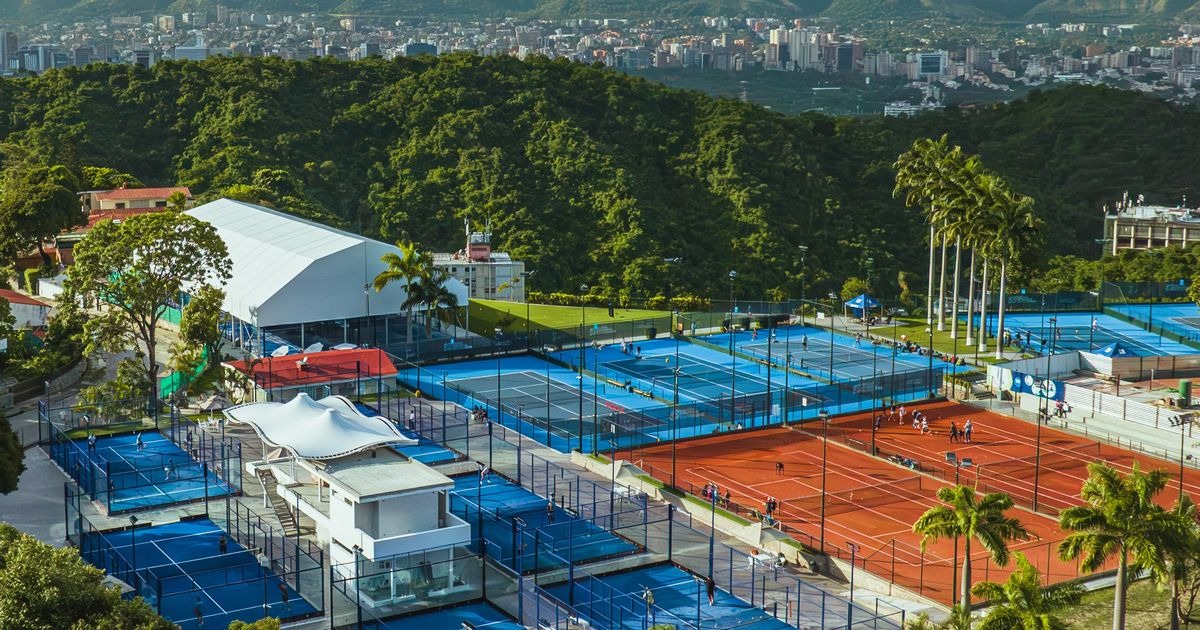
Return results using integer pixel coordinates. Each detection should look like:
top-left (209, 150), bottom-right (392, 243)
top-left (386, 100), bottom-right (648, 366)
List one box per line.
top-left (3, 0), bottom-right (1199, 23)
top-left (1, 55), bottom-right (1199, 302)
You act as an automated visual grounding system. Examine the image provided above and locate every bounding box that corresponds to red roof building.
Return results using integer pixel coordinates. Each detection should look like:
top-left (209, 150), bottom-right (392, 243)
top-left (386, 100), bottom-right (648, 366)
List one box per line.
top-left (224, 348), bottom-right (397, 392)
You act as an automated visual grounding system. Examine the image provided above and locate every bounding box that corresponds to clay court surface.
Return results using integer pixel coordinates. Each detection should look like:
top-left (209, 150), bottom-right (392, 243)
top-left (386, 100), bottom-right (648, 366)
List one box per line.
top-left (626, 399), bottom-right (1200, 605)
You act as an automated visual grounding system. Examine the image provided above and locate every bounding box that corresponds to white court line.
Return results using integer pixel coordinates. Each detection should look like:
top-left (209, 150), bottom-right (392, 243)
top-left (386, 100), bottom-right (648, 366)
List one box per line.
top-left (151, 539), bottom-right (230, 615)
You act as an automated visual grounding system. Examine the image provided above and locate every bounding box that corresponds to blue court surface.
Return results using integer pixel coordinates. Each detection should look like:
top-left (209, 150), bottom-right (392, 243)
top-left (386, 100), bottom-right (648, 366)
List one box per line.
top-left (546, 563), bottom-right (789, 630)
top-left (90, 518), bottom-right (316, 629)
top-left (979, 312), bottom-right (1195, 356)
top-left (69, 431), bottom-right (234, 513)
top-left (368, 601), bottom-right (523, 630)
top-left (353, 401), bottom-right (460, 465)
top-left (726, 326), bottom-right (969, 379)
top-left (1111, 303), bottom-right (1200, 346)
top-left (450, 473), bottom-right (639, 572)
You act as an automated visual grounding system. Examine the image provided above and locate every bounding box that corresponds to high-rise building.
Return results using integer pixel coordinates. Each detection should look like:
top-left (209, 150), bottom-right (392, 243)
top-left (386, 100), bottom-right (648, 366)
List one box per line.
top-left (155, 15), bottom-right (176, 33)
top-left (0, 32), bottom-right (16, 71)
top-left (72, 46), bottom-right (95, 66)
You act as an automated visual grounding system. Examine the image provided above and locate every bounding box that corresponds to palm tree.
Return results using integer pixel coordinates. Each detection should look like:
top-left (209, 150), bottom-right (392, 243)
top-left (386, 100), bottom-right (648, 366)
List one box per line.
top-left (928, 151), bottom-right (980, 343)
top-left (414, 266), bottom-right (461, 339)
top-left (1162, 496), bottom-right (1199, 630)
top-left (895, 136), bottom-right (949, 328)
top-left (373, 240), bottom-right (431, 344)
top-left (1058, 462), bottom-right (1190, 630)
top-left (974, 176), bottom-right (1040, 360)
top-left (913, 485), bottom-right (1031, 614)
top-left (971, 552), bottom-right (1084, 630)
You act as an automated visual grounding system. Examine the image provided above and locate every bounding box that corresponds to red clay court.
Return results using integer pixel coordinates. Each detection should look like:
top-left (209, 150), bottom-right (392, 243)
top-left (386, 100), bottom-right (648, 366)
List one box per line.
top-left (822, 400), bottom-right (1200, 515)
top-left (629, 401), bottom-right (1161, 605)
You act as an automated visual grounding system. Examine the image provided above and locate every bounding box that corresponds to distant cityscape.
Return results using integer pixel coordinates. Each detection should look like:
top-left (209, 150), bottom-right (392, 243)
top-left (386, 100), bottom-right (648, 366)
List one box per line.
top-left (3, 7), bottom-right (1200, 110)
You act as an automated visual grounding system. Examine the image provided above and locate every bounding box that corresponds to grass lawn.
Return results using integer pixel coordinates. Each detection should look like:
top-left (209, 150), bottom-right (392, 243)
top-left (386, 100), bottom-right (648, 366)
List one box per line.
top-left (1062, 578), bottom-right (1172, 630)
top-left (883, 318), bottom-right (1015, 365)
top-left (469, 299), bottom-right (670, 334)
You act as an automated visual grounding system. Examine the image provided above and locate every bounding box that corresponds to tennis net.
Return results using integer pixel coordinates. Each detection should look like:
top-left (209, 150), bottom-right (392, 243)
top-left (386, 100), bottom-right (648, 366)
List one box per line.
top-left (495, 498), bottom-right (548, 519)
top-left (786, 475), bottom-right (931, 518)
top-left (981, 442), bottom-right (1102, 477)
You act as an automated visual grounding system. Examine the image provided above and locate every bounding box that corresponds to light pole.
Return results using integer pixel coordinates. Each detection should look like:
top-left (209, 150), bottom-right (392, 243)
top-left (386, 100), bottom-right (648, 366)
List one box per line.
top-left (945, 453), bottom-right (973, 606)
top-left (783, 327), bottom-right (791, 424)
top-left (129, 515), bottom-right (138, 593)
top-left (798, 245), bottom-right (809, 326)
top-left (925, 327), bottom-right (935, 397)
top-left (578, 283), bottom-right (588, 453)
top-left (848, 542), bottom-right (859, 624)
top-left (521, 270), bottom-right (536, 351)
top-left (1034, 317), bottom-right (1056, 513)
top-left (592, 341), bottom-right (599, 454)
top-left (819, 409), bottom-right (830, 555)
top-left (672, 323), bottom-right (681, 487)
top-left (828, 292), bottom-right (838, 383)
top-left (729, 271), bottom-right (738, 413)
top-left (1174, 414), bottom-right (1193, 502)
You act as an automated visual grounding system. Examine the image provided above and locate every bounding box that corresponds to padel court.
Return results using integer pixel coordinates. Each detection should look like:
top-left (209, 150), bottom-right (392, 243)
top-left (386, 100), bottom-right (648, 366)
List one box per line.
top-left (369, 601), bottom-right (523, 629)
top-left (90, 518), bottom-right (316, 630)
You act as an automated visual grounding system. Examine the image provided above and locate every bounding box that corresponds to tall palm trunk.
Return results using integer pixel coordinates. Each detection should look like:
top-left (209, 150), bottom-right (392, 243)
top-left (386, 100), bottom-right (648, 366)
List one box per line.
top-left (927, 224), bottom-right (936, 326)
top-left (406, 305), bottom-right (414, 344)
top-left (1171, 573), bottom-right (1181, 630)
top-left (961, 536), bottom-right (973, 615)
top-left (965, 250), bottom-right (976, 346)
top-left (995, 259), bottom-right (1008, 360)
top-left (978, 259), bottom-right (989, 352)
top-left (938, 227), bottom-right (949, 331)
top-left (950, 236), bottom-right (962, 339)
top-left (1114, 549), bottom-right (1128, 630)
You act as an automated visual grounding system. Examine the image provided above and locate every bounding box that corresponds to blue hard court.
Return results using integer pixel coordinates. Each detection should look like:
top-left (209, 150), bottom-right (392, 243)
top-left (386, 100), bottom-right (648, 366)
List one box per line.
top-left (450, 473), bottom-right (638, 572)
top-left (368, 601), bottom-right (523, 629)
top-left (1110, 303), bottom-right (1200, 347)
top-left (978, 311), bottom-right (1195, 356)
top-left (91, 518), bottom-right (316, 629)
top-left (545, 563), bottom-right (790, 630)
top-left (72, 431), bottom-right (234, 512)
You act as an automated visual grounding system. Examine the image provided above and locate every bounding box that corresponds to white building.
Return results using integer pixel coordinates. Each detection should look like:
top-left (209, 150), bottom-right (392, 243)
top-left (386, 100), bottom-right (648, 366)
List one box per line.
top-left (227, 394), bottom-right (472, 607)
top-left (432, 224), bottom-right (525, 302)
top-left (0, 289), bottom-right (51, 329)
top-left (185, 199), bottom-right (469, 355)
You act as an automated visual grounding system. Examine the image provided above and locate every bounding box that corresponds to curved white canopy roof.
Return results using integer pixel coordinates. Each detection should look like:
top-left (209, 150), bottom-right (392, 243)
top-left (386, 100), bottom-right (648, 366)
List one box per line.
top-left (224, 393), bottom-right (416, 460)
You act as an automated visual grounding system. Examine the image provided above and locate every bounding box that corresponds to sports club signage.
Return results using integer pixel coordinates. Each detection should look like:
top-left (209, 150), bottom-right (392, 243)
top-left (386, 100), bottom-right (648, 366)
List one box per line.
top-left (1004, 370), bottom-right (1066, 401)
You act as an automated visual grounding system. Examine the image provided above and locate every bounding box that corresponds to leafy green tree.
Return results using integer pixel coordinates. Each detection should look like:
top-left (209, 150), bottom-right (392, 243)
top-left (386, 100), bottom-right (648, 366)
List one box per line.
top-left (0, 164), bottom-right (82, 265)
top-left (65, 212), bottom-right (230, 401)
top-left (228, 619), bottom-right (281, 630)
top-left (1058, 462), bottom-right (1190, 630)
top-left (180, 285), bottom-right (226, 361)
top-left (1162, 496), bottom-right (1200, 630)
top-left (77, 357), bottom-right (152, 418)
top-left (970, 552), bottom-right (1084, 630)
top-left (0, 412), bottom-right (23, 494)
top-left (839, 277), bottom-right (870, 301)
top-left (373, 240), bottom-right (431, 344)
top-left (79, 166), bottom-right (143, 191)
top-left (913, 485), bottom-right (1030, 614)
top-left (0, 522), bottom-right (173, 629)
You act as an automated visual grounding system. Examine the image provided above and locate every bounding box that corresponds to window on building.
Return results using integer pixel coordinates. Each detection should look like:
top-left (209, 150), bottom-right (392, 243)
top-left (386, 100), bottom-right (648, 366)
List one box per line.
top-left (156, 201), bottom-right (167, 207)
top-left (116, 202), bottom-right (126, 209)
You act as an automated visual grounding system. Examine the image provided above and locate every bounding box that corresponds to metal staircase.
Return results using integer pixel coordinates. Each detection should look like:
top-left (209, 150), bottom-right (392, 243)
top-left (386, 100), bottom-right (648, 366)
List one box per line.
top-left (256, 468), bottom-right (300, 537)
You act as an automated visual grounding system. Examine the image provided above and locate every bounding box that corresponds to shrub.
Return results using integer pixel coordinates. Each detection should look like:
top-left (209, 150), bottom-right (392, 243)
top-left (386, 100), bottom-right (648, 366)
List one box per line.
top-left (23, 268), bottom-right (39, 294)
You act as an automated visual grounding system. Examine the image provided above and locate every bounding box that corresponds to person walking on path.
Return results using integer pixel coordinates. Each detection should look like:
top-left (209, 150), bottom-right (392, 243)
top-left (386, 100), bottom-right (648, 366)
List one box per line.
top-left (546, 502), bottom-right (555, 523)
top-left (706, 576), bottom-right (716, 606)
top-left (775, 461), bottom-right (784, 475)
top-left (949, 422), bottom-right (959, 443)
top-left (963, 419), bottom-right (973, 443)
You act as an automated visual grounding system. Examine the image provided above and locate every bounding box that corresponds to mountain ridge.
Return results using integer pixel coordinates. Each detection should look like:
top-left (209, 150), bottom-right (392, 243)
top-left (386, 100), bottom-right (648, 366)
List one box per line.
top-left (2, 0), bottom-right (1199, 25)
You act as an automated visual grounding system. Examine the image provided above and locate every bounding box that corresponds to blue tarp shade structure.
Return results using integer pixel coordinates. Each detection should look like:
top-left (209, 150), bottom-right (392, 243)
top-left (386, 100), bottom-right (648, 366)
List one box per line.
top-left (1095, 341), bottom-right (1140, 357)
top-left (844, 293), bottom-right (881, 318)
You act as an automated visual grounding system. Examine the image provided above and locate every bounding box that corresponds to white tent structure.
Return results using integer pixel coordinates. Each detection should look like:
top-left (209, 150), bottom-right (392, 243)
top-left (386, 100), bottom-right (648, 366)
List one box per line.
top-left (224, 393), bottom-right (415, 459)
top-left (186, 199), bottom-right (468, 329)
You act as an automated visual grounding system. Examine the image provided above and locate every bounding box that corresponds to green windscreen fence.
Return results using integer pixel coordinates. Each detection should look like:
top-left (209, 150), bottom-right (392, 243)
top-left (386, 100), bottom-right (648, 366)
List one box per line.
top-left (158, 347), bottom-right (208, 398)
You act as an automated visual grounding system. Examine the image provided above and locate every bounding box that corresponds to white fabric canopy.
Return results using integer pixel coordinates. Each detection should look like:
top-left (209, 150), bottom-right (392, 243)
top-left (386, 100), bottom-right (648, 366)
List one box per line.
top-left (224, 393), bottom-right (416, 460)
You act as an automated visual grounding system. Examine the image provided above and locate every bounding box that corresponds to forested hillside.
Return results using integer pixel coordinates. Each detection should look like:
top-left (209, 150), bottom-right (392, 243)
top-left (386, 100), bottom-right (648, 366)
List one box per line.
top-left (0, 55), bottom-right (1198, 301)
